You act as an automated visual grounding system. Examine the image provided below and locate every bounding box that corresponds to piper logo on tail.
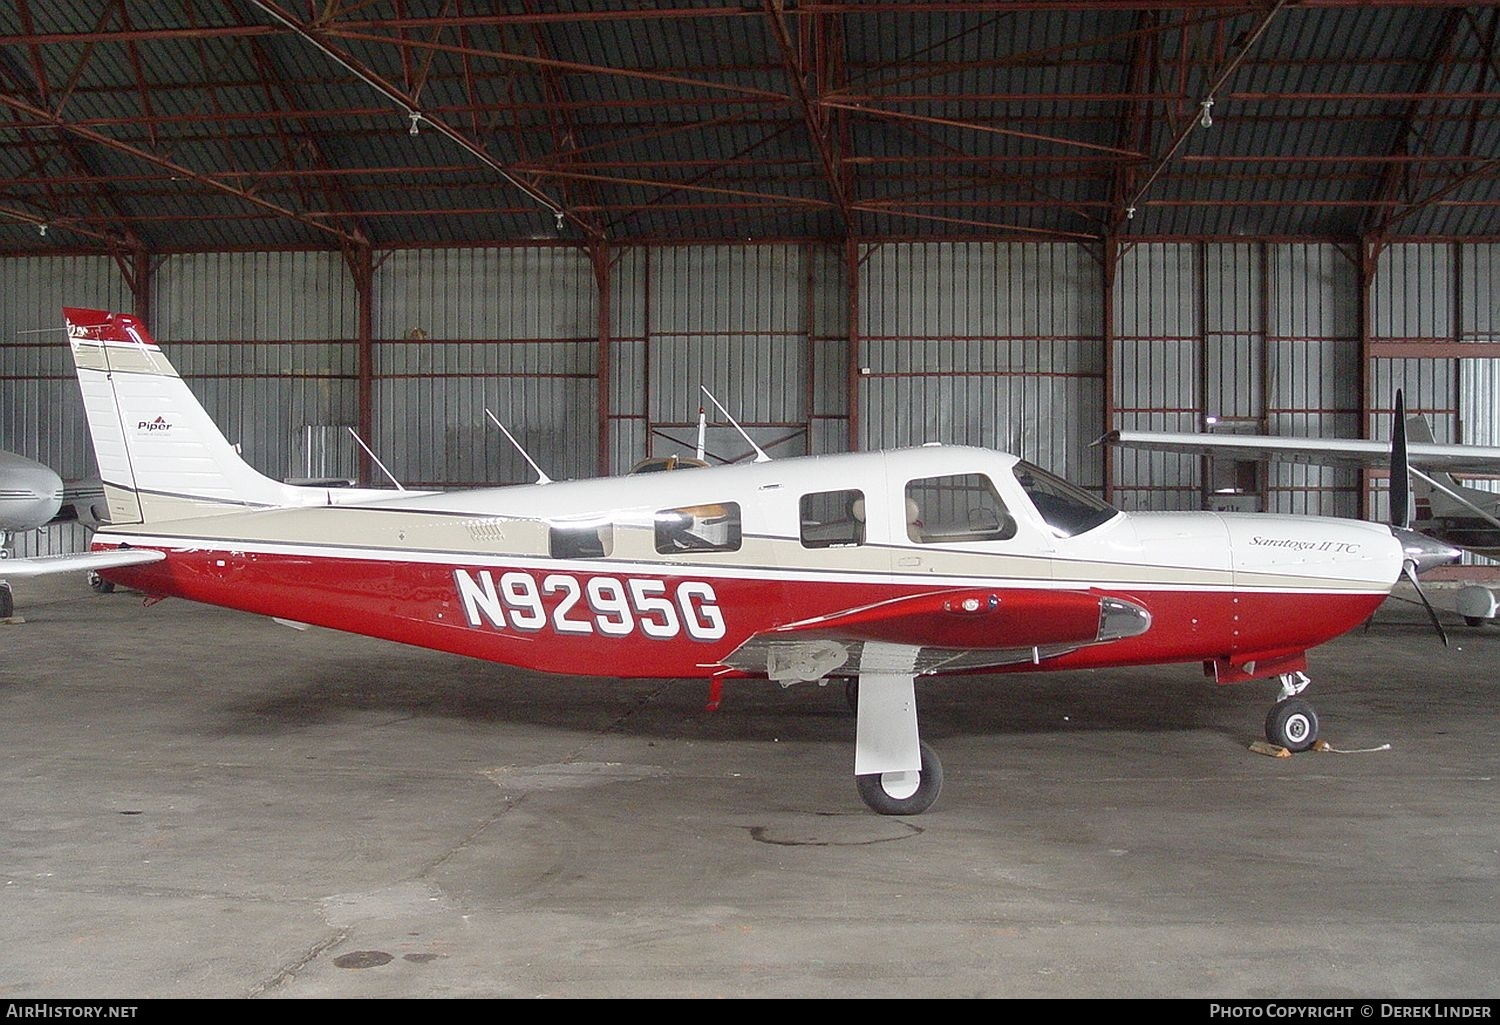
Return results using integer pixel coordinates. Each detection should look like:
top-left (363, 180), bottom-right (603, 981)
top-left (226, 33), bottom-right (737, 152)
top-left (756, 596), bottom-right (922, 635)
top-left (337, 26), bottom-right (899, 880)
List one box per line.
top-left (137, 416), bottom-right (172, 432)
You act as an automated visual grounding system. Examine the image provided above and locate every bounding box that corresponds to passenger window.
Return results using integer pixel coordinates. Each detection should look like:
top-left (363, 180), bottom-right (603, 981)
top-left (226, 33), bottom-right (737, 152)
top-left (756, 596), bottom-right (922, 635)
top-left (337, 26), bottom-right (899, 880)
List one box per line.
top-left (905, 473), bottom-right (1016, 544)
top-left (655, 502), bottom-right (742, 554)
top-left (800, 489), bottom-right (865, 549)
top-left (549, 519), bottom-right (613, 559)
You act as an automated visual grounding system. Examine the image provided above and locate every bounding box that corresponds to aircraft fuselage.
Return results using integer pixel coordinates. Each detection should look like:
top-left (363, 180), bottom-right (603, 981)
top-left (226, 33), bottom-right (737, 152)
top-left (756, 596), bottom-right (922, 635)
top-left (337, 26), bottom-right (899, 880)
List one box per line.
top-left (0, 450), bottom-right (64, 538)
top-left (90, 445), bottom-right (1402, 684)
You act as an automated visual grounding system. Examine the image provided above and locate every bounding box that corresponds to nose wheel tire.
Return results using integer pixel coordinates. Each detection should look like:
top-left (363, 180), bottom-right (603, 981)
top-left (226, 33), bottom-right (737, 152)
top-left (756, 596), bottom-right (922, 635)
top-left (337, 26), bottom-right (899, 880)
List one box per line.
top-left (1265, 698), bottom-right (1319, 752)
top-left (855, 740), bottom-right (943, 816)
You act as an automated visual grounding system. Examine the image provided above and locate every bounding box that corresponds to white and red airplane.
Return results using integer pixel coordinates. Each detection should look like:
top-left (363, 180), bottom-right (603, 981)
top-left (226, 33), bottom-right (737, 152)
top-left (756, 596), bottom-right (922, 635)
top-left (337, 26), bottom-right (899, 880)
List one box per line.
top-left (5, 307), bottom-right (1459, 815)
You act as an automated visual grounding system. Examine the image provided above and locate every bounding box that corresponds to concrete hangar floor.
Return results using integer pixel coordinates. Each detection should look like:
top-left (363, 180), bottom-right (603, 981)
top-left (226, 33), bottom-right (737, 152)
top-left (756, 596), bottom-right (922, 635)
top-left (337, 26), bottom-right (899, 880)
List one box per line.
top-left (0, 573), bottom-right (1495, 999)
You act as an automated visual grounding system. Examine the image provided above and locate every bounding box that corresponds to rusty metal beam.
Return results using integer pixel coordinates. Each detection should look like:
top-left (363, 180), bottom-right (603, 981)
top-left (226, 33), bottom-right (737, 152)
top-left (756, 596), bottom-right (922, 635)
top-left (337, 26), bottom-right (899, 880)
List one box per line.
top-left (763, 0), bottom-right (853, 233)
top-left (245, 0), bottom-right (595, 240)
top-left (1368, 7), bottom-right (1500, 237)
top-left (1118, 1), bottom-right (1288, 231)
top-left (0, 89), bottom-right (358, 246)
top-left (822, 100), bottom-right (1145, 158)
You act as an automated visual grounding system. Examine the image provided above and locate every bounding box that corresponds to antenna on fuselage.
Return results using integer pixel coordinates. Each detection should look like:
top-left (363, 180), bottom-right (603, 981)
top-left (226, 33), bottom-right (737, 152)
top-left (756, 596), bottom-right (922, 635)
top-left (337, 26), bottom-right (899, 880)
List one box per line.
top-left (346, 427), bottom-right (406, 491)
top-left (484, 409), bottom-right (553, 485)
top-left (699, 387), bottom-right (770, 463)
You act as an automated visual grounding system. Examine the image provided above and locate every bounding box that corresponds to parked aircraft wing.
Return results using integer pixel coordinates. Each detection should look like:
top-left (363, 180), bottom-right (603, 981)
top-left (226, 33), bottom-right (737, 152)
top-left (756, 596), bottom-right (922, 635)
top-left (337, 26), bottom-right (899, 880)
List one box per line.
top-left (1102, 428), bottom-right (1500, 475)
top-left (1, 548), bottom-right (165, 578)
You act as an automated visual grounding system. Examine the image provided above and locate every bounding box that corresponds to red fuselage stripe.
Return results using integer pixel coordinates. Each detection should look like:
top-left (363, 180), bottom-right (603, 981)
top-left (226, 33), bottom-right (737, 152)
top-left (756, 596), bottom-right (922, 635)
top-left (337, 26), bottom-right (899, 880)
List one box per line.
top-left (97, 545), bottom-right (1384, 681)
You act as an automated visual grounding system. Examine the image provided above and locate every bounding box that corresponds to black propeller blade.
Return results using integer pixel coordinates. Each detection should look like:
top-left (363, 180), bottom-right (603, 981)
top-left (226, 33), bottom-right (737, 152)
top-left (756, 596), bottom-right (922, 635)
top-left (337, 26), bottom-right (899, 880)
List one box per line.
top-left (1389, 389), bottom-right (1453, 646)
top-left (1390, 388), bottom-right (1411, 531)
top-left (1402, 559), bottom-right (1450, 647)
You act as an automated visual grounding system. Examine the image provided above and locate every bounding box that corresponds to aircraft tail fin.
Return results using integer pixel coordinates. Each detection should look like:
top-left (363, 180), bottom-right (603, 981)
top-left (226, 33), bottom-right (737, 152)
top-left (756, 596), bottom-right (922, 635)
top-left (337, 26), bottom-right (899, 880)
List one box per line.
top-left (64, 307), bottom-right (314, 524)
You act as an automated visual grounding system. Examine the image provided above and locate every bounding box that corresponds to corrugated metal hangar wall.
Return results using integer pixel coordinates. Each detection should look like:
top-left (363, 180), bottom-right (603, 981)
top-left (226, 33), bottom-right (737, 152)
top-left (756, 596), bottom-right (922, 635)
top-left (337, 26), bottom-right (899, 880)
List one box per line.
top-left (3, 240), bottom-right (1496, 558)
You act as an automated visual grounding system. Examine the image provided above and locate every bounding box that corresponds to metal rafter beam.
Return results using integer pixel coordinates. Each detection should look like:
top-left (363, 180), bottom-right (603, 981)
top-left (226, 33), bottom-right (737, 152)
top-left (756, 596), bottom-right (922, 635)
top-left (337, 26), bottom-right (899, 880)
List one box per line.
top-left (0, 200), bottom-right (133, 249)
top-left (835, 6), bottom-right (1238, 98)
top-left (821, 100), bottom-right (1144, 158)
top-left (601, 121), bottom-right (812, 234)
top-left (244, 0), bottom-right (595, 240)
top-left (870, 108), bottom-right (1101, 229)
top-left (0, 90), bottom-right (358, 246)
top-left (320, 24), bottom-right (790, 103)
top-left (846, 204), bottom-right (1099, 241)
top-left (1108, 10), bottom-right (1162, 234)
top-left (763, 0), bottom-right (853, 232)
top-left (226, 0), bottom-right (373, 253)
top-left (1368, 7), bottom-right (1500, 236)
top-left (0, 27), bottom-right (143, 251)
top-left (1117, 1), bottom-right (1289, 231)
top-left (513, 0), bottom-right (608, 239)
top-left (1362, 7), bottom-right (1470, 241)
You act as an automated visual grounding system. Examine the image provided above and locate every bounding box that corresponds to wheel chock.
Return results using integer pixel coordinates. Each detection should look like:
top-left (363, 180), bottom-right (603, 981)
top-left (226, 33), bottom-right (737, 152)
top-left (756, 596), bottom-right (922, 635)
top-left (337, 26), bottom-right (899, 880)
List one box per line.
top-left (1249, 740), bottom-right (1291, 758)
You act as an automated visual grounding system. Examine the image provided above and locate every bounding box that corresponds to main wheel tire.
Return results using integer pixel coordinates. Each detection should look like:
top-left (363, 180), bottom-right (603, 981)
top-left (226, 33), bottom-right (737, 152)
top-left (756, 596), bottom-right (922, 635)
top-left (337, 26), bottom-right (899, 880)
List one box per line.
top-left (1464, 616), bottom-right (1484, 628)
top-left (0, 584), bottom-right (12, 620)
top-left (855, 740), bottom-right (943, 816)
top-left (844, 680), bottom-right (859, 714)
top-left (1265, 698), bottom-right (1319, 752)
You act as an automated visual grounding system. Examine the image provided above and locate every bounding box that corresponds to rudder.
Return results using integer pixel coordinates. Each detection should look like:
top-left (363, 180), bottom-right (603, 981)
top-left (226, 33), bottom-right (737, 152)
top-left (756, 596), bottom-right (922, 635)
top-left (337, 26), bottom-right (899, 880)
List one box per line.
top-left (64, 307), bottom-right (308, 523)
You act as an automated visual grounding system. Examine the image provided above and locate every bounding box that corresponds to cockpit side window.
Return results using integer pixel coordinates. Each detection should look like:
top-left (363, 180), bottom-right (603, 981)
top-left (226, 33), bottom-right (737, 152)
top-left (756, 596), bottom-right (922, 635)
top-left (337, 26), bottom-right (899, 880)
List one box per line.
top-left (904, 473), bottom-right (1016, 544)
top-left (1013, 460), bottom-right (1118, 537)
top-left (654, 502), bottom-right (742, 554)
top-left (800, 489), bottom-right (865, 548)
top-left (549, 519), bottom-right (613, 559)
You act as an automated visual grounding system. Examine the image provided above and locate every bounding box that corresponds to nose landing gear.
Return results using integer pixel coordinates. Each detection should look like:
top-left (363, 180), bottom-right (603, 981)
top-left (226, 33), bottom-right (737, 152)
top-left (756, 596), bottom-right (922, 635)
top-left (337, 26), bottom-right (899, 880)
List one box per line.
top-left (1265, 671), bottom-right (1320, 752)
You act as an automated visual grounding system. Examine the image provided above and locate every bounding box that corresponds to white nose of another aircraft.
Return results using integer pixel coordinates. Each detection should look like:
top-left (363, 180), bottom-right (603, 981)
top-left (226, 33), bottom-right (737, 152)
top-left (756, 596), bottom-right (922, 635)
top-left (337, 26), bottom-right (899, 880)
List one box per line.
top-left (0, 451), bottom-right (64, 534)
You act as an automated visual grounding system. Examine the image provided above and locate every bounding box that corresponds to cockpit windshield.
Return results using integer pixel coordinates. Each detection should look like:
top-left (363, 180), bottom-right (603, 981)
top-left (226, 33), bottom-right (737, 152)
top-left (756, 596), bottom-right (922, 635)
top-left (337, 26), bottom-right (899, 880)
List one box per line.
top-left (1012, 460), bottom-right (1118, 538)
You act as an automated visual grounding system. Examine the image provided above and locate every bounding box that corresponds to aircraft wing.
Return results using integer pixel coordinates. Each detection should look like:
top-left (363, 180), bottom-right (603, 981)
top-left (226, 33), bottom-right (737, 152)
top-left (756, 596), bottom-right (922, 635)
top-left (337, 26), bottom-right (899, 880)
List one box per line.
top-left (720, 587), bottom-right (1151, 681)
top-left (1103, 429), bottom-right (1500, 475)
top-left (1, 548), bottom-right (165, 578)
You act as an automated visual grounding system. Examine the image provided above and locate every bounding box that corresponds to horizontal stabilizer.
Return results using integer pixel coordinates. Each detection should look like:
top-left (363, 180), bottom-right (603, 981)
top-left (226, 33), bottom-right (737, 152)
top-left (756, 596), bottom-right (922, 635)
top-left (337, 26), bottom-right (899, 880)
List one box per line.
top-left (1, 548), bottom-right (166, 579)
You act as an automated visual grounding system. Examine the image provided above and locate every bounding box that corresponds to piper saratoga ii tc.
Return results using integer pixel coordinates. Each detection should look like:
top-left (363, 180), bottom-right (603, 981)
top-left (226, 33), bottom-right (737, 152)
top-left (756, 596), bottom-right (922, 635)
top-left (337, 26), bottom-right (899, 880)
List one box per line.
top-left (5, 308), bottom-right (1456, 815)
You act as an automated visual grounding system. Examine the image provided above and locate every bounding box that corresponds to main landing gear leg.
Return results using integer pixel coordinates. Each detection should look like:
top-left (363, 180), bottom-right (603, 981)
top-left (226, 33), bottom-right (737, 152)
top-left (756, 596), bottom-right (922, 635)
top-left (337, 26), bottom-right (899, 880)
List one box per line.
top-left (1264, 671), bottom-right (1320, 752)
top-left (852, 670), bottom-right (943, 815)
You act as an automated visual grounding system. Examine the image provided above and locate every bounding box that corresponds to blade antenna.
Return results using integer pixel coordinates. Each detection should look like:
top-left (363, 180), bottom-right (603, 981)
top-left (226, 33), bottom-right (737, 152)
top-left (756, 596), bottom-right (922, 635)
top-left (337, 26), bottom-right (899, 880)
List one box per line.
top-left (700, 387), bottom-right (770, 463)
top-left (346, 427), bottom-right (405, 491)
top-left (485, 409), bottom-right (553, 484)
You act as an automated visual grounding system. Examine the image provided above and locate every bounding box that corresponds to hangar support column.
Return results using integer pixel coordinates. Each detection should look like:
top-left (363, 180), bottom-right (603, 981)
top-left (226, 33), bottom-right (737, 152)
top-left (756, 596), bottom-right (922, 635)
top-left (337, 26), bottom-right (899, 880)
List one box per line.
top-left (845, 236), bottom-right (861, 452)
top-left (354, 244), bottom-right (374, 487)
top-left (1102, 237), bottom-right (1119, 504)
top-left (593, 241), bottom-right (612, 478)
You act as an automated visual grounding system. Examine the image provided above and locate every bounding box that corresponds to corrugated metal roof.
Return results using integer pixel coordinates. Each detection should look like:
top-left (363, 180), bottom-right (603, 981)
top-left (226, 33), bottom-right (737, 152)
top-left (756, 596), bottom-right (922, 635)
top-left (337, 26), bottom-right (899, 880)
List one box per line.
top-left (1, 1), bottom-right (1496, 251)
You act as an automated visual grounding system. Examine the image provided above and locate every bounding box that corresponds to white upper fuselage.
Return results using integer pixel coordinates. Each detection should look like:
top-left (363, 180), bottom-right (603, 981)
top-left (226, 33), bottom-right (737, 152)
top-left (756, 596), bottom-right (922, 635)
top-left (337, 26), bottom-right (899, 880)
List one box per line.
top-left (98, 443), bottom-right (1402, 599)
